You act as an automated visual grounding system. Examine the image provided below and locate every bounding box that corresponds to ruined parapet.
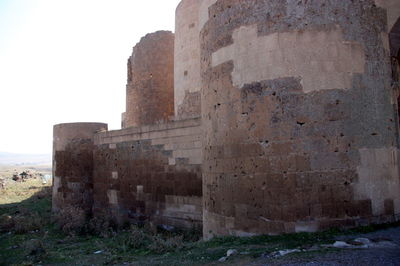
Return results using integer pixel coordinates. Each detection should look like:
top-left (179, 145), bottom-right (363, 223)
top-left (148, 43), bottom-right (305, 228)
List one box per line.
top-left (125, 31), bottom-right (175, 128)
top-left (52, 123), bottom-right (108, 214)
top-left (201, 1), bottom-right (400, 239)
top-left (174, 0), bottom-right (217, 119)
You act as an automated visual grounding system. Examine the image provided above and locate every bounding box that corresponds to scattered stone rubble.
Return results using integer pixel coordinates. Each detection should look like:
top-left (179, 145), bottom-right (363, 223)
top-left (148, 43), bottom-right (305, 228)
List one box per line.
top-left (217, 237), bottom-right (398, 262)
top-left (218, 249), bottom-right (238, 262)
top-left (262, 238), bottom-right (398, 260)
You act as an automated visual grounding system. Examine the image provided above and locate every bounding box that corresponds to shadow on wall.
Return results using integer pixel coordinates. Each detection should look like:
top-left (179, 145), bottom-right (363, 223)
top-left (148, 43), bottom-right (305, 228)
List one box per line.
top-left (390, 18), bottom-right (400, 82)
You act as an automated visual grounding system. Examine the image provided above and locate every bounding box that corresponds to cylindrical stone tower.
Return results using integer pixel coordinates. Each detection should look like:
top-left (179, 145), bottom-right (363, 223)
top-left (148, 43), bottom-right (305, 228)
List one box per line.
top-left (201, 0), bottom-right (400, 239)
top-left (125, 31), bottom-right (175, 128)
top-left (174, 0), bottom-right (218, 119)
top-left (52, 122), bottom-right (108, 214)
top-left (174, 0), bottom-right (202, 118)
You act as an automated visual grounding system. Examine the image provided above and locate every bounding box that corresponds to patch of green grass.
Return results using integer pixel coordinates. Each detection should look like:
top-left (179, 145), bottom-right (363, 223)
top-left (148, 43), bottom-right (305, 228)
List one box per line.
top-left (1, 180), bottom-right (400, 266)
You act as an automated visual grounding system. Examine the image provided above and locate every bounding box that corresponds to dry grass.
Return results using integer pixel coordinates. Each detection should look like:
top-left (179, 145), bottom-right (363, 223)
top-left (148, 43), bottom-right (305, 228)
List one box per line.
top-left (53, 206), bottom-right (87, 235)
top-left (0, 178), bottom-right (52, 205)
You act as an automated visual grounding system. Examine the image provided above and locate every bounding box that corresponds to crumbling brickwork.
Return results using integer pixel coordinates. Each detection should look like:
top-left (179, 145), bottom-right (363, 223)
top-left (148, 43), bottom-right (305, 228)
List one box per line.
top-left (125, 31), bottom-right (175, 128)
top-left (92, 119), bottom-right (202, 228)
top-left (52, 123), bottom-right (108, 214)
top-left (52, 0), bottom-right (400, 239)
top-left (200, 0), bottom-right (400, 238)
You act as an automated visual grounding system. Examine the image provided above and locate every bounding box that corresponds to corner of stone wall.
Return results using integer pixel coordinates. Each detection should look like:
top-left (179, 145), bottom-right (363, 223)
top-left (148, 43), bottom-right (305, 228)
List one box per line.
top-left (52, 122), bottom-right (108, 217)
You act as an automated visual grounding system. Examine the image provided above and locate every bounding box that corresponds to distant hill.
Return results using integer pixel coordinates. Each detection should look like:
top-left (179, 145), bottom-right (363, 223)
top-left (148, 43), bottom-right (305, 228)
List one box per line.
top-left (0, 152), bottom-right (51, 166)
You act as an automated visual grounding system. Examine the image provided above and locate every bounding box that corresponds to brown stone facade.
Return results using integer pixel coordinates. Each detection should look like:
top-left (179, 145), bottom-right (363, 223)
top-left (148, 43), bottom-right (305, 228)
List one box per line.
top-left (53, 0), bottom-right (400, 239)
top-left (92, 119), bottom-right (202, 228)
top-left (200, 0), bottom-right (400, 238)
top-left (52, 123), bottom-right (108, 214)
top-left (125, 31), bottom-right (175, 128)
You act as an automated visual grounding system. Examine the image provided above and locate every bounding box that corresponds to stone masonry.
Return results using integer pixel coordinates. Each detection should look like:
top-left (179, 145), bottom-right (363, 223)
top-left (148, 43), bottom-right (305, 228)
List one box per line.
top-left (53, 0), bottom-right (400, 239)
top-left (52, 123), bottom-right (108, 214)
top-left (125, 31), bottom-right (175, 128)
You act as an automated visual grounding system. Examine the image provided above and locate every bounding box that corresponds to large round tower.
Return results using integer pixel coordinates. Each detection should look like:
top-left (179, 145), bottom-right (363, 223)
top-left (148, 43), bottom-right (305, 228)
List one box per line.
top-left (174, 0), bottom-right (218, 119)
top-left (52, 123), bottom-right (108, 214)
top-left (174, 0), bottom-right (202, 118)
top-left (125, 31), bottom-right (175, 127)
top-left (201, 0), bottom-right (400, 239)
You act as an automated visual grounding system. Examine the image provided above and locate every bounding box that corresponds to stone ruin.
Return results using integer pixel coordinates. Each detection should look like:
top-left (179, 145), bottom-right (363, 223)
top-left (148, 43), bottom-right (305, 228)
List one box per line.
top-left (52, 0), bottom-right (400, 239)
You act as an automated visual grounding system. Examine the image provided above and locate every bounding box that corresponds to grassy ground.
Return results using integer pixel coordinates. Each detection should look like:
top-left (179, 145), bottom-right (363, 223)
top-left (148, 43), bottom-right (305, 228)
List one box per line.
top-left (1, 179), bottom-right (399, 266)
top-left (0, 165), bottom-right (51, 179)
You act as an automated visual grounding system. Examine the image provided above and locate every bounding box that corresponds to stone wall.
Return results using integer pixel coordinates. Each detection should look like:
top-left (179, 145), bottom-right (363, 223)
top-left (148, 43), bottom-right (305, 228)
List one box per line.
top-left (121, 112), bottom-right (126, 129)
top-left (92, 118), bottom-right (202, 228)
top-left (125, 31), bottom-right (175, 128)
top-left (201, 0), bottom-right (400, 239)
top-left (375, 0), bottom-right (400, 82)
top-left (52, 0), bottom-right (400, 239)
top-left (52, 123), bottom-right (108, 214)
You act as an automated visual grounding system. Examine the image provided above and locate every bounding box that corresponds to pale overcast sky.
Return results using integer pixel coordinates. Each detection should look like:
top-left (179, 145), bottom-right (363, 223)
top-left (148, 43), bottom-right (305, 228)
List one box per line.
top-left (0, 0), bottom-right (181, 154)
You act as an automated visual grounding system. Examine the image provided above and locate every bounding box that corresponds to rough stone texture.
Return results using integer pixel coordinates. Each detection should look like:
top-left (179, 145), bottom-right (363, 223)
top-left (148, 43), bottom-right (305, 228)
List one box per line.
top-left (201, 0), bottom-right (400, 239)
top-left (125, 31), bottom-right (175, 128)
top-left (121, 112), bottom-right (126, 129)
top-left (52, 123), bottom-right (108, 214)
top-left (174, 0), bottom-right (202, 118)
top-left (92, 118), bottom-right (203, 228)
top-left (174, 0), bottom-right (219, 119)
top-left (212, 25), bottom-right (365, 92)
top-left (52, 0), bottom-right (400, 239)
top-left (199, 0), bottom-right (218, 30)
top-left (375, 0), bottom-right (400, 82)
top-left (374, 0), bottom-right (400, 33)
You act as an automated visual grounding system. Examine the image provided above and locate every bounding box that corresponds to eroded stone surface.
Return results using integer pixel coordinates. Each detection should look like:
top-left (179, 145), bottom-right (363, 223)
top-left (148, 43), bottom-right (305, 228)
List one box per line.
top-left (92, 118), bottom-right (203, 228)
top-left (175, 0), bottom-right (202, 118)
top-left (52, 0), bottom-right (400, 240)
top-left (125, 31), bottom-right (175, 128)
top-left (201, 0), bottom-right (400, 239)
top-left (212, 25), bottom-right (365, 93)
top-left (52, 123), bottom-right (108, 214)
top-left (355, 148), bottom-right (400, 216)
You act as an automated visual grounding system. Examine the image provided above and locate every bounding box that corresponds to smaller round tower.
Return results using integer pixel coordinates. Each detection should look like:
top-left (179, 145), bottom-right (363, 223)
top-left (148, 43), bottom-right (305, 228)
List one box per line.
top-left (125, 31), bottom-right (175, 128)
top-left (52, 122), bottom-right (107, 214)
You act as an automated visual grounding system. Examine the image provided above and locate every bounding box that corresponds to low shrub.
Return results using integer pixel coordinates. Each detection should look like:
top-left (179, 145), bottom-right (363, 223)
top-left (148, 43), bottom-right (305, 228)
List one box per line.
top-left (0, 212), bottom-right (43, 234)
top-left (87, 214), bottom-right (117, 238)
top-left (53, 206), bottom-right (87, 235)
top-left (0, 214), bottom-right (14, 232)
top-left (148, 235), bottom-right (184, 254)
top-left (125, 225), bottom-right (152, 249)
top-left (13, 212), bottom-right (43, 234)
